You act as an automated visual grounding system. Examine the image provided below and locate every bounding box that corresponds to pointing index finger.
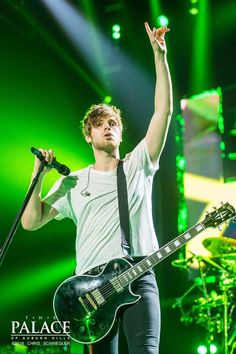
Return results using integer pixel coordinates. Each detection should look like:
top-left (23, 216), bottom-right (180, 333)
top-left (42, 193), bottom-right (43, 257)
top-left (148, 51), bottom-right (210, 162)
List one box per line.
top-left (144, 21), bottom-right (152, 35)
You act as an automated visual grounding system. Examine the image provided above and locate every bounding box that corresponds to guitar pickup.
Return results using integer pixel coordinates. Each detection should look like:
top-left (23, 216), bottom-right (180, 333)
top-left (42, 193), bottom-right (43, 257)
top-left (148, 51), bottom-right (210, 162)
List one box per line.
top-left (91, 289), bottom-right (106, 306)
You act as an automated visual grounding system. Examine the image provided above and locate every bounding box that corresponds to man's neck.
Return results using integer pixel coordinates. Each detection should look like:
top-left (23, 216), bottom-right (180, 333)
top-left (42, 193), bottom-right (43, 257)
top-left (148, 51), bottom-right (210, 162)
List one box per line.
top-left (92, 149), bottom-right (120, 171)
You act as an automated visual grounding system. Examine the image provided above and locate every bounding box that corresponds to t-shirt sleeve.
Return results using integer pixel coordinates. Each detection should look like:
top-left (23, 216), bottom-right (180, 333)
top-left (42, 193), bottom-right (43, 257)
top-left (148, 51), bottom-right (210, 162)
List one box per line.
top-left (42, 175), bottom-right (78, 220)
top-left (124, 138), bottom-right (159, 177)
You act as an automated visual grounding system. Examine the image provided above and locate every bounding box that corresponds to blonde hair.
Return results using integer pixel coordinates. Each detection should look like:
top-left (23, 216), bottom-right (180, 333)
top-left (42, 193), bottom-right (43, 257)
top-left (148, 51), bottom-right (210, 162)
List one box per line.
top-left (81, 103), bottom-right (123, 138)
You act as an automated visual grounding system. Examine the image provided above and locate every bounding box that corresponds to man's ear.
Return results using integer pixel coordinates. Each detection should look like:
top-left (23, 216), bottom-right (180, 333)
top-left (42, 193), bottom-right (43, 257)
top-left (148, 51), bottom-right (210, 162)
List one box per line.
top-left (85, 135), bottom-right (91, 144)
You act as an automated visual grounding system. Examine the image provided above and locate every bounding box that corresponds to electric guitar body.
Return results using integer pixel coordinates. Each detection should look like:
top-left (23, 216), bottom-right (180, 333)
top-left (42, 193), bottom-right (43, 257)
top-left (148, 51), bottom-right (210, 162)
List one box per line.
top-left (53, 258), bottom-right (140, 344)
top-left (53, 202), bottom-right (235, 344)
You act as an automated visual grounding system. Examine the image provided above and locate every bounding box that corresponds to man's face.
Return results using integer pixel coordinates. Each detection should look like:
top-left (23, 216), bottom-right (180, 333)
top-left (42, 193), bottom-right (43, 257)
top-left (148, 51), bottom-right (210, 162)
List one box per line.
top-left (86, 115), bottom-right (122, 152)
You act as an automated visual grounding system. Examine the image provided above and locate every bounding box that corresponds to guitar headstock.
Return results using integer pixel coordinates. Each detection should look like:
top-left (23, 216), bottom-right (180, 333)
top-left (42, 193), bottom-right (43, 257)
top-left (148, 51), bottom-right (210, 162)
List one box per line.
top-left (203, 202), bottom-right (236, 229)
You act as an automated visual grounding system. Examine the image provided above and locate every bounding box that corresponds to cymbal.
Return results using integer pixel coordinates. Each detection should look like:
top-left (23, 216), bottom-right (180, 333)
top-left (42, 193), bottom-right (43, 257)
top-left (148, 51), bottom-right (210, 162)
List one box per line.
top-left (208, 253), bottom-right (236, 259)
top-left (203, 237), bottom-right (236, 254)
top-left (171, 258), bottom-right (193, 268)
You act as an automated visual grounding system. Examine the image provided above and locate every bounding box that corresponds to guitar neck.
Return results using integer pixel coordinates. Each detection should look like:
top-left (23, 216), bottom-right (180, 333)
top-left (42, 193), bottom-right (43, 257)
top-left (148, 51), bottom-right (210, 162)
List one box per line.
top-left (118, 222), bottom-right (206, 287)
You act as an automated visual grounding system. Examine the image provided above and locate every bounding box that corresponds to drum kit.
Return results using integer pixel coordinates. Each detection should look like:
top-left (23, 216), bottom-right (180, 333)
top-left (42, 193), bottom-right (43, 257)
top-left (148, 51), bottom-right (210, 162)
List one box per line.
top-left (172, 237), bottom-right (236, 354)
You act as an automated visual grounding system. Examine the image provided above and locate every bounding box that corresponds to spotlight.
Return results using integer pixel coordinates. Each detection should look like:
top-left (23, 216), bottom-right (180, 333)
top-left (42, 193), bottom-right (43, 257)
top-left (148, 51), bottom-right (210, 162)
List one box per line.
top-left (112, 23), bottom-right (121, 39)
top-left (112, 32), bottom-right (121, 39)
top-left (197, 345), bottom-right (207, 354)
top-left (103, 95), bottom-right (112, 103)
top-left (112, 24), bottom-right (120, 32)
top-left (189, 0), bottom-right (199, 15)
top-left (157, 15), bottom-right (169, 27)
top-left (210, 344), bottom-right (218, 353)
top-left (189, 7), bottom-right (199, 15)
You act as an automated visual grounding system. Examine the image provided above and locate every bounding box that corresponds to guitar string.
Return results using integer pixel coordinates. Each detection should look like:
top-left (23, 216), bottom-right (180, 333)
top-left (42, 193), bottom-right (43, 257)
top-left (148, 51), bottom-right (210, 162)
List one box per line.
top-left (81, 258), bottom-right (148, 309)
top-left (85, 212), bottom-right (228, 300)
top-left (81, 233), bottom-right (192, 307)
top-left (78, 211), bottom-right (231, 310)
top-left (100, 233), bottom-right (185, 296)
top-left (94, 212), bottom-right (227, 301)
top-left (83, 233), bottom-right (193, 307)
top-left (80, 256), bottom-right (155, 309)
top-left (81, 253), bottom-right (161, 309)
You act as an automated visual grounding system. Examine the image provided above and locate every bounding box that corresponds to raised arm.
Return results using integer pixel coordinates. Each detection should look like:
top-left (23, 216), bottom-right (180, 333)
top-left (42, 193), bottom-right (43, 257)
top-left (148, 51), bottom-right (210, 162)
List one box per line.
top-left (144, 22), bottom-right (173, 164)
top-left (21, 149), bottom-right (58, 231)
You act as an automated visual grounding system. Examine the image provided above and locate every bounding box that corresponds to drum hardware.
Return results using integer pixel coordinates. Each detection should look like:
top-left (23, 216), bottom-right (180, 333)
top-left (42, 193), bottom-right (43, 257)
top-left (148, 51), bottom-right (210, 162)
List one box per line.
top-left (203, 237), bottom-right (236, 255)
top-left (189, 250), bottom-right (234, 274)
top-left (171, 255), bottom-right (195, 270)
top-left (228, 325), bottom-right (236, 354)
top-left (172, 248), bottom-right (236, 354)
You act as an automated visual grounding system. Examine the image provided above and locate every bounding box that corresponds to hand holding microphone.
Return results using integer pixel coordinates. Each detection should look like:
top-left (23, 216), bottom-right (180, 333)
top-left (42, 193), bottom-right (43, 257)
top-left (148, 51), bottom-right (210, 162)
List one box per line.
top-left (31, 147), bottom-right (70, 176)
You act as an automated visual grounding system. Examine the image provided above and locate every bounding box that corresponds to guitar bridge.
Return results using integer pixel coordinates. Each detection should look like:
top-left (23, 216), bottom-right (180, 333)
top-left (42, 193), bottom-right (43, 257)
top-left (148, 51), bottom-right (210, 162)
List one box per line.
top-left (86, 293), bottom-right (98, 310)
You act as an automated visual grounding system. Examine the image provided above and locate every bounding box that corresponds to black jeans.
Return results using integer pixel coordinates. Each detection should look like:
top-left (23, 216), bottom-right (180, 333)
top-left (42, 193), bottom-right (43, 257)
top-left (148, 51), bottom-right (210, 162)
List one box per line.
top-left (89, 269), bottom-right (161, 354)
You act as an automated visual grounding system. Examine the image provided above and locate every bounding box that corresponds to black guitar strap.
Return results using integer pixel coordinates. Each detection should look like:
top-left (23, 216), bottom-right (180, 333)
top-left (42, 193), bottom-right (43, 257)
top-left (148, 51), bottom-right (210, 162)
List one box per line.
top-left (117, 160), bottom-right (132, 257)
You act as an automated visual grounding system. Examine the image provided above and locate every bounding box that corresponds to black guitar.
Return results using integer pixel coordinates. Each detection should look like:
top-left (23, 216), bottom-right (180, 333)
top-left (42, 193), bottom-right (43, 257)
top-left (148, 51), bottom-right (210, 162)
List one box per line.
top-left (53, 202), bottom-right (235, 344)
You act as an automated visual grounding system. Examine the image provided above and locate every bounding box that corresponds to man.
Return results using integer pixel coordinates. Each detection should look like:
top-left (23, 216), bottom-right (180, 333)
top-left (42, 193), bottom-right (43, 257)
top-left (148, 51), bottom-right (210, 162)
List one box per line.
top-left (22, 22), bottom-right (172, 354)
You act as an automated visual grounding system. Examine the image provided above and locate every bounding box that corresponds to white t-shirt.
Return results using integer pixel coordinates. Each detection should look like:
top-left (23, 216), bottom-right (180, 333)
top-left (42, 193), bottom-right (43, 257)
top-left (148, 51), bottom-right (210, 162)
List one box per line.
top-left (43, 138), bottom-right (159, 275)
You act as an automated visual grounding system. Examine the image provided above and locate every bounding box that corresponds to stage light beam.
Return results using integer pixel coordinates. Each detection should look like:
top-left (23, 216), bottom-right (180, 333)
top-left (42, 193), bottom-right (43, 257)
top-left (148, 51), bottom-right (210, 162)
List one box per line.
top-left (149, 0), bottom-right (161, 28)
top-left (190, 0), bottom-right (211, 94)
top-left (40, 0), bottom-right (108, 91)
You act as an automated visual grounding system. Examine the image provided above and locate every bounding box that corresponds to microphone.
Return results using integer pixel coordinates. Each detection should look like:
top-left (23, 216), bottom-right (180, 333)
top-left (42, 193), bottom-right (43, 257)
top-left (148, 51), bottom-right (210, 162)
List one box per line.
top-left (31, 147), bottom-right (71, 176)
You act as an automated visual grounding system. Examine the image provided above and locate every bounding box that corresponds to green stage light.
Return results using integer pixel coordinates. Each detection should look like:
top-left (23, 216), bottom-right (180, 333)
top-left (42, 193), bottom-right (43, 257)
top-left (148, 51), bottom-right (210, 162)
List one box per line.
top-left (179, 207), bottom-right (188, 220)
top-left (157, 15), bottom-right (169, 27)
top-left (112, 24), bottom-right (121, 40)
top-left (189, 7), bottom-right (199, 15)
top-left (197, 345), bottom-right (207, 354)
top-left (112, 32), bottom-right (121, 39)
top-left (220, 141), bottom-right (225, 152)
top-left (13, 344), bottom-right (28, 353)
top-left (230, 129), bottom-right (236, 136)
top-left (104, 95), bottom-right (112, 103)
top-left (112, 24), bottom-right (121, 32)
top-left (228, 153), bottom-right (236, 160)
top-left (210, 344), bottom-right (218, 353)
top-left (225, 178), bottom-right (236, 183)
top-left (176, 155), bottom-right (186, 170)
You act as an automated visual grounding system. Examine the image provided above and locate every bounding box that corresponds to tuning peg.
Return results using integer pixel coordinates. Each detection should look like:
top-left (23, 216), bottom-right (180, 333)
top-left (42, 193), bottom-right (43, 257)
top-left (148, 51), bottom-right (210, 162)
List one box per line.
top-left (213, 206), bottom-right (217, 210)
top-left (218, 225), bottom-right (222, 231)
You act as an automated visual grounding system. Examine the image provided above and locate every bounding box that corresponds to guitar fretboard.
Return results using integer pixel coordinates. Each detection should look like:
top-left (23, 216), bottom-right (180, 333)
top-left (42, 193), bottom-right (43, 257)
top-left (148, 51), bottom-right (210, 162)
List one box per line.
top-left (117, 222), bottom-right (205, 287)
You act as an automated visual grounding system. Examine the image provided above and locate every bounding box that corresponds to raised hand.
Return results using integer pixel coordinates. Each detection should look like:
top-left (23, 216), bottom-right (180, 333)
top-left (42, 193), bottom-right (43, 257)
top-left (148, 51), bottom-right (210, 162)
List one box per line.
top-left (144, 22), bottom-right (170, 54)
